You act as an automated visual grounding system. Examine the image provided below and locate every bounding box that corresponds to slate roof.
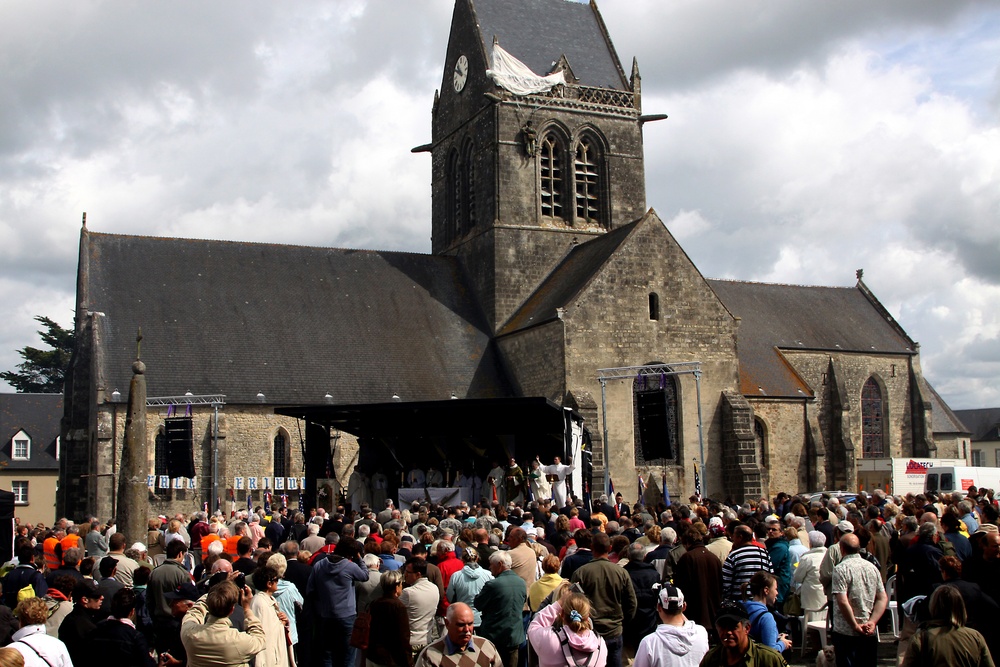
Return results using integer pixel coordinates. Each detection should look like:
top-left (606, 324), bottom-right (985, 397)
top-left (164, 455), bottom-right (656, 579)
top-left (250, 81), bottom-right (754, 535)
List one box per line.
top-left (472, 0), bottom-right (628, 90)
top-left (953, 408), bottom-right (1000, 442)
top-left (500, 221), bottom-right (639, 335)
top-left (707, 280), bottom-right (917, 398)
top-left (84, 232), bottom-right (512, 405)
top-left (0, 394), bottom-right (61, 470)
top-left (923, 380), bottom-right (970, 435)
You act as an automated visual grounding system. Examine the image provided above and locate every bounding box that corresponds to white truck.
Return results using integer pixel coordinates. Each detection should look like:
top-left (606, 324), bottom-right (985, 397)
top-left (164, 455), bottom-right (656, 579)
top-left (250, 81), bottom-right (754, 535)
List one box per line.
top-left (925, 466), bottom-right (1000, 496)
top-left (856, 457), bottom-right (966, 496)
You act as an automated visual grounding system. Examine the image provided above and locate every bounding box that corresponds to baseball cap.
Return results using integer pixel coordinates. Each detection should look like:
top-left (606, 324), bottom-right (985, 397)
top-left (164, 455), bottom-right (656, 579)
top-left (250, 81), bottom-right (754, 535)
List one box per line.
top-left (72, 579), bottom-right (102, 603)
top-left (164, 582), bottom-right (200, 603)
top-left (836, 520), bottom-right (855, 534)
top-left (658, 583), bottom-right (685, 610)
top-left (714, 599), bottom-right (749, 626)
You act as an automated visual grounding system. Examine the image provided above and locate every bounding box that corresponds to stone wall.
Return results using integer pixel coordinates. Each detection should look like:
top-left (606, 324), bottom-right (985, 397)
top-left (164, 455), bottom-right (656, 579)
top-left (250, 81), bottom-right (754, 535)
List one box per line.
top-left (748, 398), bottom-right (810, 496)
top-left (560, 213), bottom-right (741, 504)
top-left (721, 391), bottom-right (762, 502)
top-left (88, 403), bottom-right (358, 523)
top-left (778, 350), bottom-right (925, 490)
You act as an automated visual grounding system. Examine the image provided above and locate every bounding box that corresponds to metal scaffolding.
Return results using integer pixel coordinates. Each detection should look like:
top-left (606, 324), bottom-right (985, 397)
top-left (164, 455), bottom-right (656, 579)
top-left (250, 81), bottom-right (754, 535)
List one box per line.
top-left (596, 362), bottom-right (706, 499)
top-left (146, 394), bottom-right (226, 513)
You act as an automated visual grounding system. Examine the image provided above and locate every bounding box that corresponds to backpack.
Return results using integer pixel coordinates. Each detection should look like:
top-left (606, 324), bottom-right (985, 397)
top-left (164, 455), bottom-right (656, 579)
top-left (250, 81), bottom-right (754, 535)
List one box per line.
top-left (557, 628), bottom-right (605, 667)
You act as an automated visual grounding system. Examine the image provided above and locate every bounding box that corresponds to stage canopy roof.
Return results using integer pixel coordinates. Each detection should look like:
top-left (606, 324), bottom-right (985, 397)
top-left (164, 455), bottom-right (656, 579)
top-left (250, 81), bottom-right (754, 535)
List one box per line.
top-left (276, 397), bottom-right (579, 439)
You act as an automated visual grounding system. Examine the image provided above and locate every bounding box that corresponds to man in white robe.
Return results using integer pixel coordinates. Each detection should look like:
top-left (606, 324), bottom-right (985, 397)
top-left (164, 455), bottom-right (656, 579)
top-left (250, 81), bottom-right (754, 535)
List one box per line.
top-left (371, 470), bottom-right (389, 509)
top-left (540, 456), bottom-right (575, 509)
top-left (455, 469), bottom-right (475, 505)
top-left (407, 468), bottom-right (426, 488)
top-left (528, 458), bottom-right (552, 503)
top-left (347, 466), bottom-right (370, 511)
top-left (425, 466), bottom-right (444, 487)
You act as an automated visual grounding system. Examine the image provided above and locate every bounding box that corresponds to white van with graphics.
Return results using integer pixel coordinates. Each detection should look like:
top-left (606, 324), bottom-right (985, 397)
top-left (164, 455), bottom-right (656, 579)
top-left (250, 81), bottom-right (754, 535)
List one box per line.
top-left (924, 467), bottom-right (1000, 496)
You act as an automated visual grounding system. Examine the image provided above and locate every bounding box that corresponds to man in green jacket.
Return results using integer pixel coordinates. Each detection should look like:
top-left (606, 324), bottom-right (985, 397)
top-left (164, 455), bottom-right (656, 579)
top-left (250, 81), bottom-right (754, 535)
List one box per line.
top-left (571, 532), bottom-right (637, 667)
top-left (474, 551), bottom-right (526, 667)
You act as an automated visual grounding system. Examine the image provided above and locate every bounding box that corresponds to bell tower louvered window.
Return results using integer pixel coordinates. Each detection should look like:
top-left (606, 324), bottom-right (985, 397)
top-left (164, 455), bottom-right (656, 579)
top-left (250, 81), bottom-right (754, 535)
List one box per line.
top-left (575, 135), bottom-right (600, 222)
top-left (540, 134), bottom-right (564, 219)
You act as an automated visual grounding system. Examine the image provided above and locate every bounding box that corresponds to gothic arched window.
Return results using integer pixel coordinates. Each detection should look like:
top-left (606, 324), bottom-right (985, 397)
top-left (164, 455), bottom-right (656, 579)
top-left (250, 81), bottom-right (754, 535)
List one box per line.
top-left (540, 133), bottom-right (564, 220)
top-left (861, 377), bottom-right (885, 458)
top-left (273, 429), bottom-right (290, 479)
top-left (754, 417), bottom-right (769, 470)
top-left (574, 134), bottom-right (601, 223)
top-left (633, 370), bottom-right (679, 465)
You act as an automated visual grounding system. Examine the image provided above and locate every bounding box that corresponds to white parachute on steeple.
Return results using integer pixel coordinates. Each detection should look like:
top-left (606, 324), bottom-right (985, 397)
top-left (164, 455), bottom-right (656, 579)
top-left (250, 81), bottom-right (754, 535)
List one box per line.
top-left (486, 42), bottom-right (566, 96)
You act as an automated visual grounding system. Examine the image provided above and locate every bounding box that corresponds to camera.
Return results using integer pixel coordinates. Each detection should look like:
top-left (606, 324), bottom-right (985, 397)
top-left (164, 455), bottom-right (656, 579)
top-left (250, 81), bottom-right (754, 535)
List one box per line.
top-left (234, 572), bottom-right (246, 590)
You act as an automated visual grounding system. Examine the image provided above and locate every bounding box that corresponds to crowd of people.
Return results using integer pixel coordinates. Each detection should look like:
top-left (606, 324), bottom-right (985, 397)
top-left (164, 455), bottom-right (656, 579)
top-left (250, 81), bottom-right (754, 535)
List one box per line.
top-left (0, 483), bottom-right (997, 667)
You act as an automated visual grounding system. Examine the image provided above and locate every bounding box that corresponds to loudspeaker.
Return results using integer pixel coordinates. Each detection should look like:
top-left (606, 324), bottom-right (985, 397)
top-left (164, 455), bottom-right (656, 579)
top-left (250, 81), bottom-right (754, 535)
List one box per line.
top-left (636, 391), bottom-right (675, 460)
top-left (164, 417), bottom-right (196, 479)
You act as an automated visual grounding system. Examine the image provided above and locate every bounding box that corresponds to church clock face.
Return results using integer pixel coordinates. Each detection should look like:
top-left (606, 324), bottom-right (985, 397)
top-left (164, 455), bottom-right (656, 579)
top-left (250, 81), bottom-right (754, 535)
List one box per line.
top-left (453, 54), bottom-right (469, 93)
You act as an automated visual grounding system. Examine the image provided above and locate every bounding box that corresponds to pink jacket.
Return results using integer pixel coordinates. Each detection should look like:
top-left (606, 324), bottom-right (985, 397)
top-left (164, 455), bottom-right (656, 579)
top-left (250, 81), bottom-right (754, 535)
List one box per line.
top-left (528, 602), bottom-right (607, 667)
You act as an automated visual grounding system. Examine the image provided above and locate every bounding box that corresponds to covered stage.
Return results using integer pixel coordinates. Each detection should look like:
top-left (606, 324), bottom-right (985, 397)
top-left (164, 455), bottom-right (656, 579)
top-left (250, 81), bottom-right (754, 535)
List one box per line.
top-left (276, 396), bottom-right (590, 510)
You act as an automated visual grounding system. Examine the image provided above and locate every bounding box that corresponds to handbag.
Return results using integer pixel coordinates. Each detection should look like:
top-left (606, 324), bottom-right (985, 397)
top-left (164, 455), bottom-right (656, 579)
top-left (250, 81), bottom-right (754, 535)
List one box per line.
top-left (349, 610), bottom-right (371, 650)
top-left (783, 591), bottom-right (803, 617)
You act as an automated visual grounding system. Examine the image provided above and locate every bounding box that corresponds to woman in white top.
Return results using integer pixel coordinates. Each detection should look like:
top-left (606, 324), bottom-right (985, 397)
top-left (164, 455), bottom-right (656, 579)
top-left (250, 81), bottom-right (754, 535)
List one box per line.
top-left (792, 531), bottom-right (829, 614)
top-left (251, 564), bottom-right (294, 667)
top-left (9, 598), bottom-right (73, 667)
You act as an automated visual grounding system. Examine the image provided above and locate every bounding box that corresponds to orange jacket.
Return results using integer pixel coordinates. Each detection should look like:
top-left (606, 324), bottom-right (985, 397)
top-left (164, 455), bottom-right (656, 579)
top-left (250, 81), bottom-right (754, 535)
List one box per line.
top-left (224, 534), bottom-right (241, 556)
top-left (201, 533), bottom-right (221, 554)
top-left (60, 535), bottom-right (81, 560)
top-left (43, 537), bottom-right (61, 570)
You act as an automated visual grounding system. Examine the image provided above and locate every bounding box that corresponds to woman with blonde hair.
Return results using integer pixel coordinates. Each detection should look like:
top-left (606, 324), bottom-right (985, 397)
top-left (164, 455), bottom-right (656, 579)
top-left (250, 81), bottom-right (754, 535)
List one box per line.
top-left (0, 647), bottom-right (25, 667)
top-left (9, 598), bottom-right (72, 667)
top-left (267, 553), bottom-right (305, 651)
top-left (528, 555), bottom-right (564, 612)
top-left (528, 592), bottom-right (607, 667)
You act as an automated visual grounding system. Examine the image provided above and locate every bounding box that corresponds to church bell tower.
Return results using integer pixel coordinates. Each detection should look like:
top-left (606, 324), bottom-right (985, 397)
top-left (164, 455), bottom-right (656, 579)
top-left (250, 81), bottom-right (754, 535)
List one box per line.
top-left (429, 0), bottom-right (648, 332)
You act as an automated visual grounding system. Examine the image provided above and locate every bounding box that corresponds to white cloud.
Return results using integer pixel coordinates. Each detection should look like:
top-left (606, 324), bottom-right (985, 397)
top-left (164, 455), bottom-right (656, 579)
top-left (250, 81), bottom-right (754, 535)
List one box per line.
top-left (0, 1), bottom-right (997, 412)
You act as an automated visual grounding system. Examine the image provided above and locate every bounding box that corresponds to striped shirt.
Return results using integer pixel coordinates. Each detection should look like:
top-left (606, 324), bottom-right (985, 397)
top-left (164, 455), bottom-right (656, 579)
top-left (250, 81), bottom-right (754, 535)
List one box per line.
top-left (721, 543), bottom-right (773, 599)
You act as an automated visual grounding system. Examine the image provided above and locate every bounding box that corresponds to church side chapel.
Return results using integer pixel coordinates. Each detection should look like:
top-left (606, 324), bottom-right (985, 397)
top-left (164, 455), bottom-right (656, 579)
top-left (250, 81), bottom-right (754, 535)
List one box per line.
top-left (59, 0), bottom-right (965, 521)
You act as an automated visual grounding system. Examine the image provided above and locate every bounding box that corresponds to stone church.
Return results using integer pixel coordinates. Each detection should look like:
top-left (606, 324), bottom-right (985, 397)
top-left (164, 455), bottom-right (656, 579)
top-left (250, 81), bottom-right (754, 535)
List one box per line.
top-left (59, 0), bottom-right (966, 521)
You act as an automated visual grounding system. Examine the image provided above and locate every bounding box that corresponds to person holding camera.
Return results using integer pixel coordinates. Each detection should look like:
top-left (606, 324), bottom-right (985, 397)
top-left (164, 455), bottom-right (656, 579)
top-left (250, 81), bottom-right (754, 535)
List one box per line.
top-left (181, 578), bottom-right (266, 667)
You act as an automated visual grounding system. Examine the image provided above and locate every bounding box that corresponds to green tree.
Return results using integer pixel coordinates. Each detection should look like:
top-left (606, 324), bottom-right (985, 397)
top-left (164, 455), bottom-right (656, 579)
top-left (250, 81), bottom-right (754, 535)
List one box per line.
top-left (1, 316), bottom-right (75, 393)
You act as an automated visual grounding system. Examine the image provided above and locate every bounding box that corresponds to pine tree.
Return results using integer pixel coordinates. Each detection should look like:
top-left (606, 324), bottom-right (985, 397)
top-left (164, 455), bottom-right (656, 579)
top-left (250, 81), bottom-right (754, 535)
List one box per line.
top-left (0, 316), bottom-right (74, 393)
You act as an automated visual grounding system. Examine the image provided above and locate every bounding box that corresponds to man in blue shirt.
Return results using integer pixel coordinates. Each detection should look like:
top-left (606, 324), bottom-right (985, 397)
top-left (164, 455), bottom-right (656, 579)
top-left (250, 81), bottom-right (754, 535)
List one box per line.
top-left (307, 541), bottom-right (369, 667)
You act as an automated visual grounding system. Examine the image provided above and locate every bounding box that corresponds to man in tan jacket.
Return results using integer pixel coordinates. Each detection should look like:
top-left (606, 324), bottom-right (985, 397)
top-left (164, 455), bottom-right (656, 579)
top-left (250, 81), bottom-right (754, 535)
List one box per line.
top-left (182, 580), bottom-right (266, 667)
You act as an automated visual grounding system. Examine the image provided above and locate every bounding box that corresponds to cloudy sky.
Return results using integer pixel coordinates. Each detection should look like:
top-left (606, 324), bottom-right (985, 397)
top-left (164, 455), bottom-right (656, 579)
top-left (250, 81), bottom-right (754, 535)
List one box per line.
top-left (1, 0), bottom-right (998, 411)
